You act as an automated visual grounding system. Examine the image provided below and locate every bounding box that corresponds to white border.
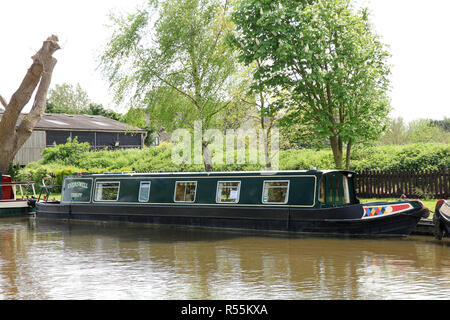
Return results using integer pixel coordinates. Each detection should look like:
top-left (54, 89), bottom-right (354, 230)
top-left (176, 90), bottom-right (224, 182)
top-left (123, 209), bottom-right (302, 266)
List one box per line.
top-left (216, 180), bottom-right (241, 204)
top-left (138, 181), bottom-right (151, 202)
top-left (67, 175), bottom-right (316, 207)
top-left (0, 200), bottom-right (29, 208)
top-left (61, 177), bottom-right (93, 203)
top-left (262, 180), bottom-right (290, 204)
top-left (173, 181), bottom-right (197, 203)
top-left (94, 181), bottom-right (121, 202)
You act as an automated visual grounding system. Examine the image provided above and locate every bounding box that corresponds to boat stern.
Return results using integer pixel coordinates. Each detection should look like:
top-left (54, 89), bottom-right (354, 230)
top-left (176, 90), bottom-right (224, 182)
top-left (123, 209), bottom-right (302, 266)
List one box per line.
top-left (362, 200), bottom-right (429, 220)
top-left (433, 199), bottom-right (450, 240)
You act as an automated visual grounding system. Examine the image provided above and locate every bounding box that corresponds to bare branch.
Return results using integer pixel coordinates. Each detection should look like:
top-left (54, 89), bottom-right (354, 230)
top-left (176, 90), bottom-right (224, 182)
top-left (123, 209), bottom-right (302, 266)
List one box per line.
top-left (0, 95), bottom-right (7, 108)
top-left (0, 35), bottom-right (60, 171)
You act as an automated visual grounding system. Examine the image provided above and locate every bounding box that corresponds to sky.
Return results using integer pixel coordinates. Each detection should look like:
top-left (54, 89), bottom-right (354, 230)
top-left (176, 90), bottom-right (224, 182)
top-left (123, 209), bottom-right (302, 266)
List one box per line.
top-left (0, 0), bottom-right (449, 122)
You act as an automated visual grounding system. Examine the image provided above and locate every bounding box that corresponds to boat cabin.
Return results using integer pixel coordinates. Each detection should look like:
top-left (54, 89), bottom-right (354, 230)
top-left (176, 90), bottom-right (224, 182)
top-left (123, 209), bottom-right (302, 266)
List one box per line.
top-left (0, 173), bottom-right (37, 201)
top-left (60, 170), bottom-right (359, 208)
top-left (1, 174), bottom-right (14, 200)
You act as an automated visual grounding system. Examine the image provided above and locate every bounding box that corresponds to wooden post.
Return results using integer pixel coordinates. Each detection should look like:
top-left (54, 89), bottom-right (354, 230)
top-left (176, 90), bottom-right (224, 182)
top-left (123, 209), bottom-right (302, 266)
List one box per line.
top-left (443, 166), bottom-right (448, 198)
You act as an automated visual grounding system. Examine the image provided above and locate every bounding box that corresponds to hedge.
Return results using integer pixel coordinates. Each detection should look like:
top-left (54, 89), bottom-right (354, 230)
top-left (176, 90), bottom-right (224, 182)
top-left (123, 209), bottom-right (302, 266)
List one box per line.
top-left (17, 142), bottom-right (450, 190)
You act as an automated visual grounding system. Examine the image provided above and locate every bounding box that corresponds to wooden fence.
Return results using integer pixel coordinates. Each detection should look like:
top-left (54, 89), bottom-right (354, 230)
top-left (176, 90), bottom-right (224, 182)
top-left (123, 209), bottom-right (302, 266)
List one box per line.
top-left (355, 166), bottom-right (449, 199)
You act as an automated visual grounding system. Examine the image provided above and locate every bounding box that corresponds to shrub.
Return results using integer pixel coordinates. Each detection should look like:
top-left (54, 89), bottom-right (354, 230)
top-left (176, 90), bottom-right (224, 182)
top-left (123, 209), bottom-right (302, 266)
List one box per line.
top-left (41, 137), bottom-right (90, 166)
top-left (19, 142), bottom-right (450, 182)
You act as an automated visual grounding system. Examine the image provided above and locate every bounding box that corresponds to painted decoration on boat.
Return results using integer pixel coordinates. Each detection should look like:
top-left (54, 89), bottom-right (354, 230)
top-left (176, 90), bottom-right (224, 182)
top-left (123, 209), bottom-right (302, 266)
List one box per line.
top-left (362, 203), bottom-right (413, 218)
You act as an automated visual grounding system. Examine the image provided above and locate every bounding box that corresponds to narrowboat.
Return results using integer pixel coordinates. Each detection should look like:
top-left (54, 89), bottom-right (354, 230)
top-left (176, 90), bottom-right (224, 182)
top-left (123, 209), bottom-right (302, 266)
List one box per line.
top-left (35, 170), bottom-right (429, 236)
top-left (0, 172), bottom-right (37, 217)
top-left (433, 199), bottom-right (450, 240)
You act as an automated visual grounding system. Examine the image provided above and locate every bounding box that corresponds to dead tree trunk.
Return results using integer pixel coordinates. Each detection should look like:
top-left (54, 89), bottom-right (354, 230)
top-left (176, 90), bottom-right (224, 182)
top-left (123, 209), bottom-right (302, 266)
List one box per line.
top-left (0, 35), bottom-right (60, 172)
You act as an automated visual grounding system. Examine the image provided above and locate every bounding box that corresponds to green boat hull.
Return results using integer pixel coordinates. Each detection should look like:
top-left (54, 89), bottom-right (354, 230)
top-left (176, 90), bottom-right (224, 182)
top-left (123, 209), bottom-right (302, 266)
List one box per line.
top-left (0, 207), bottom-right (33, 217)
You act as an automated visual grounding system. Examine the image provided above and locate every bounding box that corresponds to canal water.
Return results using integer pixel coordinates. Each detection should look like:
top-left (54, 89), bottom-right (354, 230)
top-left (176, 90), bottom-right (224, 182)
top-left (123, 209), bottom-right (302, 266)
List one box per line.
top-left (0, 216), bottom-right (449, 300)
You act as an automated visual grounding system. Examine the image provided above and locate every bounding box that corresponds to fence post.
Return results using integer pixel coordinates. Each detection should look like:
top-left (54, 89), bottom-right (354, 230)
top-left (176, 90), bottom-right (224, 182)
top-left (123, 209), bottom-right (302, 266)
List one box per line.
top-left (355, 166), bottom-right (449, 199)
top-left (443, 165), bottom-right (449, 198)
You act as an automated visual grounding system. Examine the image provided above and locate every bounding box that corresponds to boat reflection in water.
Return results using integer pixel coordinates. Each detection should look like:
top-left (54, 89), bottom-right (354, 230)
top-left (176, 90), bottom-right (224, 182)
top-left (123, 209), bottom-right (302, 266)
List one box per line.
top-left (36, 169), bottom-right (429, 237)
top-left (0, 218), bottom-right (449, 299)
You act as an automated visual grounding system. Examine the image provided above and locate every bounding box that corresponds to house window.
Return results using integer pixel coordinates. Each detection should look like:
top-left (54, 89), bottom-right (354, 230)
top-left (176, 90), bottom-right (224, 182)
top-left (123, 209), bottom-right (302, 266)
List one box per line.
top-left (95, 181), bottom-right (120, 201)
top-left (174, 181), bottom-right (197, 202)
top-left (216, 181), bottom-right (241, 203)
top-left (138, 181), bottom-right (151, 202)
top-left (262, 181), bottom-right (289, 204)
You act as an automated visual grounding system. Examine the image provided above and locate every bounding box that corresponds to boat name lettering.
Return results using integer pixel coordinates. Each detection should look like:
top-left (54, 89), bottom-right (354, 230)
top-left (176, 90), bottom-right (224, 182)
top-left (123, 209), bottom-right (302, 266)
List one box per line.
top-left (71, 193), bottom-right (83, 198)
top-left (67, 181), bottom-right (89, 189)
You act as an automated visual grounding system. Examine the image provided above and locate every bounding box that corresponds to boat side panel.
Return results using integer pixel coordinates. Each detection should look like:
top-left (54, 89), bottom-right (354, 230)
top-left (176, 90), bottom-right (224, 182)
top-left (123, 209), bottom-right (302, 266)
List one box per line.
top-left (65, 175), bottom-right (318, 207)
top-left (36, 201), bottom-right (424, 236)
top-left (37, 203), bottom-right (291, 232)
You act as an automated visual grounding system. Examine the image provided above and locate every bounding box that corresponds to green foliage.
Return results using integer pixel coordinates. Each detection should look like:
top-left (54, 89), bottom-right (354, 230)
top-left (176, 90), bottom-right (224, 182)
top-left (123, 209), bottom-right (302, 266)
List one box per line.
top-left (46, 82), bottom-right (123, 122)
top-left (100, 0), bottom-right (251, 170)
top-left (41, 137), bottom-right (90, 166)
top-left (47, 83), bottom-right (91, 114)
top-left (7, 162), bottom-right (21, 179)
top-left (86, 103), bottom-right (122, 121)
top-left (122, 107), bottom-right (155, 145)
top-left (379, 117), bottom-right (450, 145)
top-left (230, 0), bottom-right (392, 168)
top-left (54, 168), bottom-right (78, 186)
top-left (350, 143), bottom-right (450, 171)
top-left (279, 149), bottom-right (335, 170)
top-left (19, 141), bottom-right (450, 187)
top-left (432, 117), bottom-right (450, 132)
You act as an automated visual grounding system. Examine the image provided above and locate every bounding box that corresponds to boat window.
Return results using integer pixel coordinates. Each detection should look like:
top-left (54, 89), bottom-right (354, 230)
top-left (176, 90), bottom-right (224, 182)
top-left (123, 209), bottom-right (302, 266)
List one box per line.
top-left (138, 181), bottom-right (151, 202)
top-left (319, 178), bottom-right (325, 203)
top-left (216, 181), bottom-right (241, 203)
top-left (319, 173), bottom-right (352, 206)
top-left (334, 175), bottom-right (341, 203)
top-left (174, 181), bottom-right (197, 202)
top-left (327, 176), bottom-right (333, 203)
top-left (262, 181), bottom-right (289, 204)
top-left (342, 176), bottom-right (350, 204)
top-left (95, 181), bottom-right (120, 201)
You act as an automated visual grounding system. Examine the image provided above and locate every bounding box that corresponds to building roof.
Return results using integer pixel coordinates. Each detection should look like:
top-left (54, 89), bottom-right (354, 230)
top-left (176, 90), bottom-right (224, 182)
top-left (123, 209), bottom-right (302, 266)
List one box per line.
top-left (0, 112), bottom-right (146, 133)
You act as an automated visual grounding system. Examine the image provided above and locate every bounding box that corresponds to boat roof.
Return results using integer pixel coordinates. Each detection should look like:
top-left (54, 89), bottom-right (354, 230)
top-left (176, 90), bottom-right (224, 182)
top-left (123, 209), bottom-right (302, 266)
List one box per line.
top-left (72, 169), bottom-right (355, 178)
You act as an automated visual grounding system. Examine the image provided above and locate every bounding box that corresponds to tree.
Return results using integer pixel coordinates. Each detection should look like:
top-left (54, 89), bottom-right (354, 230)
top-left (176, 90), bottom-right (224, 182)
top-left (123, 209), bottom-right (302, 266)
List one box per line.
top-left (0, 35), bottom-right (60, 172)
top-left (86, 103), bottom-right (122, 121)
top-left (122, 107), bottom-right (155, 146)
top-left (231, 0), bottom-right (391, 169)
top-left (100, 0), bottom-right (245, 171)
top-left (432, 117), bottom-right (450, 133)
top-left (46, 82), bottom-right (90, 114)
top-left (237, 60), bottom-right (280, 170)
top-left (379, 117), bottom-right (408, 145)
top-left (46, 82), bottom-right (122, 121)
top-left (379, 117), bottom-right (450, 145)
top-left (406, 119), bottom-right (450, 144)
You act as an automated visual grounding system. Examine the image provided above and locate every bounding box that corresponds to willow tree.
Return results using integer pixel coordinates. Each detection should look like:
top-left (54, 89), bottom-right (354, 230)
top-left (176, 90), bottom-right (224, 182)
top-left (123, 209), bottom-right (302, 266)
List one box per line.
top-left (0, 35), bottom-right (60, 172)
top-left (231, 0), bottom-right (391, 169)
top-left (100, 0), bottom-right (245, 171)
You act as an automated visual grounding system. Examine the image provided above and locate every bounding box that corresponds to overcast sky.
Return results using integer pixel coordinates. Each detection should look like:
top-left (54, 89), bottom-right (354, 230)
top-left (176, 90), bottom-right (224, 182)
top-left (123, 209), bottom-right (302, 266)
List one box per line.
top-left (0, 0), bottom-right (449, 122)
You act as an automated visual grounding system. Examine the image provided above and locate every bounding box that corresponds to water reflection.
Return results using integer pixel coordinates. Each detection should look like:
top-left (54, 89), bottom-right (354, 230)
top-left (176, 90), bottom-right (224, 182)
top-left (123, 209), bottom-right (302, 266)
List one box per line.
top-left (0, 217), bottom-right (449, 299)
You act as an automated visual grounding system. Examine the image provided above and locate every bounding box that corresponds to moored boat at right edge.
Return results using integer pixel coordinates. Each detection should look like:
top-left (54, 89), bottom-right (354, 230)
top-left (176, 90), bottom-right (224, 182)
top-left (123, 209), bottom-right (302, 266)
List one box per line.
top-left (433, 199), bottom-right (450, 240)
